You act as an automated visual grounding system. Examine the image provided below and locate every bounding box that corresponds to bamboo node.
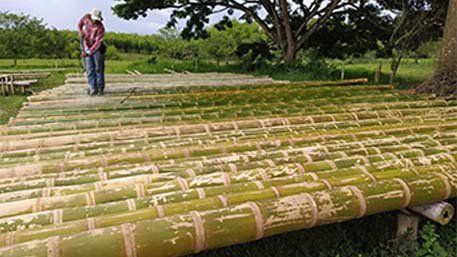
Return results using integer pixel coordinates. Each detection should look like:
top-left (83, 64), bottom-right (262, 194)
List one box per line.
top-left (204, 124), bottom-right (212, 135)
top-left (244, 202), bottom-right (264, 240)
top-left (394, 178), bottom-right (412, 208)
top-left (53, 209), bottom-right (63, 225)
top-left (42, 187), bottom-right (52, 198)
top-left (95, 182), bottom-right (103, 191)
top-left (85, 191), bottom-right (96, 206)
top-left (33, 198), bottom-right (43, 212)
top-left (151, 164), bottom-right (159, 174)
top-left (321, 179), bottom-right (333, 189)
top-left (303, 193), bottom-right (318, 228)
top-left (141, 151), bottom-right (151, 164)
top-left (156, 205), bottom-right (166, 218)
top-left (357, 165), bottom-right (377, 183)
top-left (270, 186), bottom-right (281, 198)
top-left (302, 152), bottom-right (313, 163)
top-left (435, 173), bottom-right (452, 199)
top-left (183, 148), bottom-right (191, 158)
top-left (254, 181), bottom-right (265, 190)
top-left (217, 195), bottom-right (229, 207)
top-left (258, 169), bottom-right (269, 180)
top-left (46, 178), bottom-right (55, 187)
top-left (174, 127), bottom-right (181, 139)
top-left (190, 211), bottom-right (207, 253)
top-left (325, 160), bottom-right (337, 170)
top-left (265, 159), bottom-right (276, 167)
top-left (177, 178), bottom-right (189, 191)
top-left (351, 112), bottom-right (359, 121)
top-left (121, 223), bottom-right (138, 257)
top-left (196, 188), bottom-right (206, 199)
top-left (221, 172), bottom-right (231, 186)
top-left (143, 131), bottom-right (149, 144)
top-left (101, 155), bottom-right (108, 168)
top-left (309, 172), bottom-right (319, 181)
top-left (126, 199), bottom-right (137, 211)
top-left (228, 163), bottom-right (237, 173)
top-left (47, 236), bottom-right (61, 257)
top-left (186, 168), bottom-right (196, 177)
top-left (295, 163), bottom-right (305, 175)
top-left (98, 168), bottom-right (107, 182)
top-left (5, 231), bottom-right (16, 246)
top-left (86, 218), bottom-right (97, 230)
top-left (348, 186), bottom-right (367, 218)
top-left (135, 184), bottom-right (146, 198)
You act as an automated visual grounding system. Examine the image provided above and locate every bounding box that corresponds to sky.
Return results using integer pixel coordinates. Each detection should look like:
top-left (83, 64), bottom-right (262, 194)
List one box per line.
top-left (0, 0), bottom-right (172, 34)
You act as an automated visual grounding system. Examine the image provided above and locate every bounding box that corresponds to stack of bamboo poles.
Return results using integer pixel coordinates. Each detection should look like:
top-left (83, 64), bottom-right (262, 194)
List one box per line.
top-left (0, 73), bottom-right (455, 257)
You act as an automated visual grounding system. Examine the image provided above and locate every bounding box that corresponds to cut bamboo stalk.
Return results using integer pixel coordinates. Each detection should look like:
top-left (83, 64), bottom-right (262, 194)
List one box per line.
top-left (408, 201), bottom-right (455, 225)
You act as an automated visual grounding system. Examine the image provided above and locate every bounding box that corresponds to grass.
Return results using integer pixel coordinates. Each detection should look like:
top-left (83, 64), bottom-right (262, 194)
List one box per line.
top-left (0, 56), bottom-right (455, 256)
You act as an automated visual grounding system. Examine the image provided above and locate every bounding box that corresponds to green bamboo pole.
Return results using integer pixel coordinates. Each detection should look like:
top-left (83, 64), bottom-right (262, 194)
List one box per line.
top-left (2, 121), bottom-right (456, 180)
top-left (0, 128), bottom-right (453, 189)
top-left (0, 172), bottom-right (454, 257)
top-left (3, 114), bottom-right (455, 164)
top-left (0, 162), bottom-right (452, 234)
top-left (0, 139), bottom-right (452, 194)
top-left (0, 98), bottom-right (452, 140)
top-left (0, 162), bottom-right (454, 246)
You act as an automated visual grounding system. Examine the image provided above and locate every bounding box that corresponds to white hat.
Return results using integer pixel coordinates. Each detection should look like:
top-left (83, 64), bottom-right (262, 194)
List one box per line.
top-left (90, 8), bottom-right (103, 21)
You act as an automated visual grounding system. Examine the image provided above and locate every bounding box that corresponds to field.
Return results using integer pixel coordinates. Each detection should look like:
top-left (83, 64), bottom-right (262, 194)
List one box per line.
top-left (0, 64), bottom-right (457, 257)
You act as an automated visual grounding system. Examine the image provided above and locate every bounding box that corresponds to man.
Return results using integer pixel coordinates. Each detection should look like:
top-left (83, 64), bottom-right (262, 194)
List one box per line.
top-left (78, 8), bottom-right (106, 96)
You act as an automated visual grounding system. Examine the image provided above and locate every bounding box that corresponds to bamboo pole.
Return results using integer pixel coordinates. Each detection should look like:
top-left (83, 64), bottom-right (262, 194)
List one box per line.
top-left (409, 201), bottom-right (455, 225)
top-left (0, 172), bottom-right (454, 257)
top-left (0, 162), bottom-right (453, 234)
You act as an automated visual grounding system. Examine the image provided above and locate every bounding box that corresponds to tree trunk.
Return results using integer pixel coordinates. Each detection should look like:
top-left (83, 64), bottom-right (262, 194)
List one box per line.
top-left (284, 44), bottom-right (296, 64)
top-left (416, 0), bottom-right (457, 96)
top-left (390, 49), bottom-right (404, 85)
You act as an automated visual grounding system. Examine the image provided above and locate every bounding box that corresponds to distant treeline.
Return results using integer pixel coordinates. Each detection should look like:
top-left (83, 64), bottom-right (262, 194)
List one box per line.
top-left (0, 11), bottom-right (442, 70)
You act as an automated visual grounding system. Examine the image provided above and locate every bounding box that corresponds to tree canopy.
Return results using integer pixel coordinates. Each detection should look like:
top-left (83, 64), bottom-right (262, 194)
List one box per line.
top-left (112, 0), bottom-right (358, 63)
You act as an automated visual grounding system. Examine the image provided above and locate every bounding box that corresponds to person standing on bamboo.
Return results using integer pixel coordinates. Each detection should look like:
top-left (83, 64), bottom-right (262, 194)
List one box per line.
top-left (78, 8), bottom-right (106, 96)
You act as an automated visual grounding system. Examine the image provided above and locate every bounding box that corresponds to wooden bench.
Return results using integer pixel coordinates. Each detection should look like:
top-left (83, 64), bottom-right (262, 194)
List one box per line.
top-left (14, 79), bottom-right (39, 94)
top-left (1, 75), bottom-right (39, 96)
top-left (0, 75), bottom-right (13, 96)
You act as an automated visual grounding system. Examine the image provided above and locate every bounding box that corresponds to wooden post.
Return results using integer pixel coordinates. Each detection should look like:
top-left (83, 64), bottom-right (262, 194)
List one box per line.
top-left (374, 63), bottom-right (382, 83)
top-left (1, 76), bottom-right (6, 96)
top-left (395, 209), bottom-right (420, 247)
top-left (9, 75), bottom-right (15, 95)
top-left (340, 62), bottom-right (345, 81)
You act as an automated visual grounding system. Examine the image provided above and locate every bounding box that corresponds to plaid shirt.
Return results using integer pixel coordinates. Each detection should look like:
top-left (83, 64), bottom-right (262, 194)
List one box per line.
top-left (78, 14), bottom-right (105, 55)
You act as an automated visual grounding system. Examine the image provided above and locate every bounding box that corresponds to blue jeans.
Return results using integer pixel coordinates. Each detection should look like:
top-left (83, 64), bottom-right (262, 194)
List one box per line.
top-left (84, 50), bottom-right (105, 92)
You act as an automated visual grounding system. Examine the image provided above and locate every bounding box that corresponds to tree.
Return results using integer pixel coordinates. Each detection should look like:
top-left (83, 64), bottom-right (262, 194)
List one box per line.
top-left (416, 0), bottom-right (457, 96)
top-left (206, 28), bottom-right (237, 68)
top-left (347, 1), bottom-right (446, 85)
top-left (112, 0), bottom-right (354, 63)
top-left (0, 12), bottom-right (47, 66)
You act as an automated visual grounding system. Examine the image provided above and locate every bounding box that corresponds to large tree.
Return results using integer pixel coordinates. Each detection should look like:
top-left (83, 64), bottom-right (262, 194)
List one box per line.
top-left (416, 0), bottom-right (457, 96)
top-left (112, 0), bottom-right (354, 63)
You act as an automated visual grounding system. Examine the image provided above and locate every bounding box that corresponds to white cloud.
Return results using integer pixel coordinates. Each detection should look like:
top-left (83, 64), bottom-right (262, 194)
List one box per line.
top-left (0, 0), bottom-right (170, 34)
